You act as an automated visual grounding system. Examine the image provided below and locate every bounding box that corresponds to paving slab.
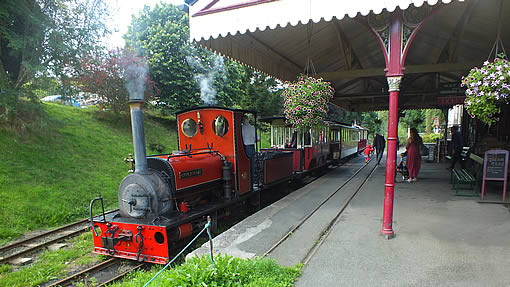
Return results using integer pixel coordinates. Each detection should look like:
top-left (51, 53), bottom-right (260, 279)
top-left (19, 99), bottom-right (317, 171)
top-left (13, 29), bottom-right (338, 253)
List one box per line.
top-left (295, 160), bottom-right (510, 287)
top-left (186, 155), bottom-right (368, 260)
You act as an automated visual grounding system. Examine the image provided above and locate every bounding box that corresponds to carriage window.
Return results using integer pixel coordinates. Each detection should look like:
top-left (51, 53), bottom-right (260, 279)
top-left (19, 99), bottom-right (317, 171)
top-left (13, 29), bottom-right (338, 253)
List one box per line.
top-left (212, 115), bottom-right (229, 137)
top-left (181, 118), bottom-right (198, 138)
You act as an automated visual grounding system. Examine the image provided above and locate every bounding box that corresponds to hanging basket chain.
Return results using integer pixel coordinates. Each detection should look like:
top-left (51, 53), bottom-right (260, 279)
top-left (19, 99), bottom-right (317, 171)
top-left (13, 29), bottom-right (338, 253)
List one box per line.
top-left (304, 21), bottom-right (317, 76)
top-left (487, 0), bottom-right (507, 60)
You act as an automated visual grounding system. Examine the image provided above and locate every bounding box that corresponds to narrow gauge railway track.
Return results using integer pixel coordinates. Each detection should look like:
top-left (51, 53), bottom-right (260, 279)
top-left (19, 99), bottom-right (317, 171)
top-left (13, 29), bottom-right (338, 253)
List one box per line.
top-left (46, 258), bottom-right (144, 287)
top-left (262, 161), bottom-right (377, 260)
top-left (0, 209), bottom-right (118, 265)
top-left (43, 161), bottom-right (352, 286)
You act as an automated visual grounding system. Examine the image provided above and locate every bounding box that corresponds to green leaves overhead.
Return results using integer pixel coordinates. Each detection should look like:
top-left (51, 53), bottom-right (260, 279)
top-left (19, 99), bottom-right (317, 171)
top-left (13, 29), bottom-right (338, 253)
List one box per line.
top-left (125, 3), bottom-right (283, 116)
top-left (0, 0), bottom-right (110, 123)
top-left (125, 4), bottom-right (199, 112)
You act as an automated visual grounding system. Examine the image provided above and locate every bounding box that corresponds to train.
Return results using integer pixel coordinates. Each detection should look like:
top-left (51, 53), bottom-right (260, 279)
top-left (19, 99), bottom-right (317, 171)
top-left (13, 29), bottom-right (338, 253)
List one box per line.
top-left (89, 95), bottom-right (368, 264)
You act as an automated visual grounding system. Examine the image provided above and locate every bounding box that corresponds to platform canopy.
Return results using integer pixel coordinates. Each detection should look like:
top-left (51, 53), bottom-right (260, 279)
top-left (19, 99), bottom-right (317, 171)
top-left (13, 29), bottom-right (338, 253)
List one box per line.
top-left (189, 0), bottom-right (510, 111)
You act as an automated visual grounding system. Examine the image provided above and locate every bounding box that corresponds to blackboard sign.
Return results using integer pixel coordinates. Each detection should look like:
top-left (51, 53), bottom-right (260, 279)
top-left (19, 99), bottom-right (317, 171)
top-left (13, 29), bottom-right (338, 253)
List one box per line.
top-left (481, 150), bottom-right (509, 201)
top-left (485, 153), bottom-right (506, 179)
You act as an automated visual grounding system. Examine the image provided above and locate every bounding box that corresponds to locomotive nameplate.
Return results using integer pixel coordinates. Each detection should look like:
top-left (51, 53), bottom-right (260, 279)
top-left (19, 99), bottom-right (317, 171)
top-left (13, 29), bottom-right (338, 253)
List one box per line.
top-left (180, 169), bottom-right (203, 179)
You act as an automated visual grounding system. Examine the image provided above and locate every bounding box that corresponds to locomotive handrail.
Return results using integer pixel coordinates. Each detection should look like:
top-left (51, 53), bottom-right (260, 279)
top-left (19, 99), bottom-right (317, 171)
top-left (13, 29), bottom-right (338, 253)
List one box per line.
top-left (89, 195), bottom-right (106, 237)
top-left (166, 150), bottom-right (220, 160)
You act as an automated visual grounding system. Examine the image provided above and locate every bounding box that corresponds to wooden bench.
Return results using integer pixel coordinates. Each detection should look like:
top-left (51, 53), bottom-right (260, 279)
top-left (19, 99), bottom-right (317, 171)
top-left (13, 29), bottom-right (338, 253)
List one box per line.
top-left (450, 153), bottom-right (483, 196)
top-left (445, 146), bottom-right (470, 161)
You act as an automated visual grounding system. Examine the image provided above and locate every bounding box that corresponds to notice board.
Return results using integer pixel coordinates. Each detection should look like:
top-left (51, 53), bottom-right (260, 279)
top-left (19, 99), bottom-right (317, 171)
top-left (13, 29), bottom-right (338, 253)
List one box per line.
top-left (481, 150), bottom-right (509, 201)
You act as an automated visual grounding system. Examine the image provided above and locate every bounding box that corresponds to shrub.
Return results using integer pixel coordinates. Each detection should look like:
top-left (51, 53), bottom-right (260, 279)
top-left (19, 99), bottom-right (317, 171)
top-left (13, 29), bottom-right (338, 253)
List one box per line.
top-left (113, 255), bottom-right (302, 287)
top-left (422, 133), bottom-right (443, 143)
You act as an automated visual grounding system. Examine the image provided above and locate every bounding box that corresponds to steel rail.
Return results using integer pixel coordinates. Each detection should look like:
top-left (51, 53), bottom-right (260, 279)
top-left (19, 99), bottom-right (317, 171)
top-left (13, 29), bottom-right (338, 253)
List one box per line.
top-left (262, 160), bottom-right (375, 257)
top-left (0, 209), bottom-right (118, 254)
top-left (302, 164), bottom-right (378, 264)
top-left (47, 258), bottom-right (118, 287)
top-left (0, 227), bottom-right (90, 265)
top-left (97, 263), bottom-right (145, 287)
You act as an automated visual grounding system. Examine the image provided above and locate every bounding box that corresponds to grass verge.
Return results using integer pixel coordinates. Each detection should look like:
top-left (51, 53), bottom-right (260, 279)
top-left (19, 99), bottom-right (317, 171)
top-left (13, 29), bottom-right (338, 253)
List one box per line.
top-left (112, 255), bottom-right (302, 287)
top-left (0, 103), bottom-right (177, 245)
top-left (0, 233), bottom-right (96, 287)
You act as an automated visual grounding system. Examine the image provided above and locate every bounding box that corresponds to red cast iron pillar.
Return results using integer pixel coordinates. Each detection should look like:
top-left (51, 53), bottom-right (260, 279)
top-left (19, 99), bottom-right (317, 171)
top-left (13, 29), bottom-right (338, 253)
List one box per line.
top-left (381, 12), bottom-right (404, 239)
top-left (363, 4), bottom-right (439, 239)
top-left (381, 77), bottom-right (401, 238)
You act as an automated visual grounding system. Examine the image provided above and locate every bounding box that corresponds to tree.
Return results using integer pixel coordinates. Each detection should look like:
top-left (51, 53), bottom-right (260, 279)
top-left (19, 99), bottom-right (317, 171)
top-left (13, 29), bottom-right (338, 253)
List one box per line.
top-left (327, 105), bottom-right (379, 134)
top-left (125, 3), bottom-right (199, 112)
top-left (400, 110), bottom-right (425, 131)
top-left (0, 0), bottom-right (110, 121)
top-left (239, 67), bottom-right (282, 117)
top-left (73, 49), bottom-right (158, 114)
top-left (125, 3), bottom-right (283, 116)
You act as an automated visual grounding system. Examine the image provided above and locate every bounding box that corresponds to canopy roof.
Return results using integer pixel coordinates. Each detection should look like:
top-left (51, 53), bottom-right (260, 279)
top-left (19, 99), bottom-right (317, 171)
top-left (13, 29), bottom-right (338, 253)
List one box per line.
top-left (189, 0), bottom-right (510, 111)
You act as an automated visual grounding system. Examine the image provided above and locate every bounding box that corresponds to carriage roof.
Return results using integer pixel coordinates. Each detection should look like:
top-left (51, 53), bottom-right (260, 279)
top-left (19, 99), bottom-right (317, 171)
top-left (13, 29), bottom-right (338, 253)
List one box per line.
top-left (260, 116), bottom-right (360, 130)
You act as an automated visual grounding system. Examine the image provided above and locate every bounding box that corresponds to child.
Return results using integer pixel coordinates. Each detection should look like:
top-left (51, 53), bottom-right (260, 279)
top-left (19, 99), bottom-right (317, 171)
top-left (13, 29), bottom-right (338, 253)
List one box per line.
top-left (364, 144), bottom-right (374, 163)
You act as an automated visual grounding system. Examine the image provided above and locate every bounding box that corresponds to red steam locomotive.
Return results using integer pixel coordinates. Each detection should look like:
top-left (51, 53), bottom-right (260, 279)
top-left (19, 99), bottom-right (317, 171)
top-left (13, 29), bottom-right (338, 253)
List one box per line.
top-left (90, 100), bottom-right (367, 264)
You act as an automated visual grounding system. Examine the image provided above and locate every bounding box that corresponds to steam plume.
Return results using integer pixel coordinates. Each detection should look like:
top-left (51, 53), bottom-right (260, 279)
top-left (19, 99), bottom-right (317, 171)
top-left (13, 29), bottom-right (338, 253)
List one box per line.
top-left (186, 51), bottom-right (225, 105)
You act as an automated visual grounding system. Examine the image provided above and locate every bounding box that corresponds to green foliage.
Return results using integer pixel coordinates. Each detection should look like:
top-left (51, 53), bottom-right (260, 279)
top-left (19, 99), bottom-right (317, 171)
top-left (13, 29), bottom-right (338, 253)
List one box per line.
top-left (73, 48), bottom-right (159, 114)
top-left (0, 0), bottom-right (110, 121)
top-left (125, 3), bottom-right (283, 116)
top-left (239, 68), bottom-right (283, 117)
top-left (399, 110), bottom-right (425, 131)
top-left (462, 53), bottom-right (510, 125)
top-left (110, 255), bottom-right (302, 287)
top-left (0, 103), bottom-right (177, 244)
top-left (327, 105), bottom-right (379, 134)
top-left (125, 3), bottom-right (199, 112)
top-left (0, 264), bottom-right (11, 274)
top-left (0, 233), bottom-right (95, 287)
top-left (421, 133), bottom-right (443, 143)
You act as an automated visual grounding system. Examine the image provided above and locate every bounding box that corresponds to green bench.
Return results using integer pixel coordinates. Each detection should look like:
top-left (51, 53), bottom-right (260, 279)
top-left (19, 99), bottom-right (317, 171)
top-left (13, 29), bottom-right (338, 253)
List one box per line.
top-left (450, 152), bottom-right (483, 196)
top-left (445, 146), bottom-right (470, 161)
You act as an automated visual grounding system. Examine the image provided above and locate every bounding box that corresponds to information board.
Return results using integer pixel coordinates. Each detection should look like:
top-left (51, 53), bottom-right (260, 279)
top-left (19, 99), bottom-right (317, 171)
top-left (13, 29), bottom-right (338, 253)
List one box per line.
top-left (481, 150), bottom-right (509, 201)
top-left (485, 153), bottom-right (506, 179)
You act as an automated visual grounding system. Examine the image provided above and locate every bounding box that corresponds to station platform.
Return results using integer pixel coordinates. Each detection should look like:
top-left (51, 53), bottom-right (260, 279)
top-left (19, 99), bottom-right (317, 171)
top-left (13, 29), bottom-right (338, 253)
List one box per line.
top-left (188, 154), bottom-right (510, 286)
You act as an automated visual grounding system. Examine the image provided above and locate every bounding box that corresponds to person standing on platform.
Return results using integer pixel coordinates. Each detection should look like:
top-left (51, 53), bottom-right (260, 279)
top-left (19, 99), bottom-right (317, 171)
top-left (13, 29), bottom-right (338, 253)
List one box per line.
top-left (449, 125), bottom-right (465, 170)
top-left (405, 128), bottom-right (423, 182)
top-left (242, 115), bottom-right (259, 187)
top-left (373, 133), bottom-right (386, 165)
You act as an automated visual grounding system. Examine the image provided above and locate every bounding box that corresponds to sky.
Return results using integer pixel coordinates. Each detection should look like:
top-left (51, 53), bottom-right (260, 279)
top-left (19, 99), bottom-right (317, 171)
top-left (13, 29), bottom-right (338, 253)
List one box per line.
top-left (106, 0), bottom-right (184, 48)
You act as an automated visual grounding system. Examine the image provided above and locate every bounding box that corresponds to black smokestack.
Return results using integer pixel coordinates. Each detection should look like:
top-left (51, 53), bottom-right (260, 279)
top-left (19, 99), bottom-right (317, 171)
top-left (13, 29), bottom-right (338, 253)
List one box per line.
top-left (124, 59), bottom-right (149, 174)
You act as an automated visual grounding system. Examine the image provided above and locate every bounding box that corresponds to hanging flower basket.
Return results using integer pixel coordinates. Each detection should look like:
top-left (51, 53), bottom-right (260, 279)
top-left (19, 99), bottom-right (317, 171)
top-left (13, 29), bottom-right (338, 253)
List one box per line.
top-left (461, 53), bottom-right (510, 125)
top-left (282, 75), bottom-right (335, 128)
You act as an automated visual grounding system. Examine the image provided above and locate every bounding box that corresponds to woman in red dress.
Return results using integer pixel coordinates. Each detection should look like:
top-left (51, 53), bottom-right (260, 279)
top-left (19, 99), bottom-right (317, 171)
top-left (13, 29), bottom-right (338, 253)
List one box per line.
top-left (405, 128), bottom-right (423, 182)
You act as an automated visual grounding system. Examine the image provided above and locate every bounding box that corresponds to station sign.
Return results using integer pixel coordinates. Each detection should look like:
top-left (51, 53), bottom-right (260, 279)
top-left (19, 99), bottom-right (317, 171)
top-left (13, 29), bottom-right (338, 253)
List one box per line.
top-left (436, 96), bottom-right (465, 106)
top-left (481, 150), bottom-right (509, 201)
top-left (439, 82), bottom-right (466, 95)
